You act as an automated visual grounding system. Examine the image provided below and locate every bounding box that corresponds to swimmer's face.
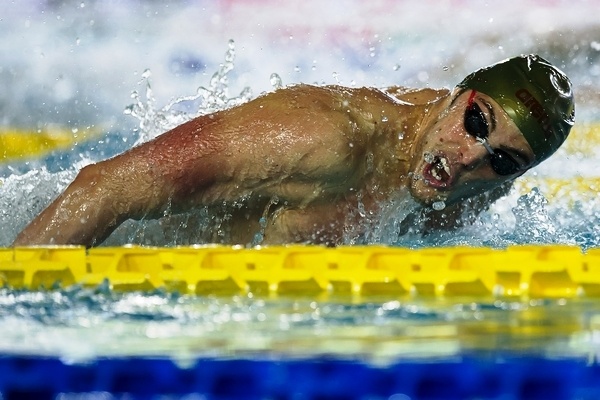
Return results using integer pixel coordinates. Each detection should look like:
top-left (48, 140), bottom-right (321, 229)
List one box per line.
top-left (408, 89), bottom-right (535, 206)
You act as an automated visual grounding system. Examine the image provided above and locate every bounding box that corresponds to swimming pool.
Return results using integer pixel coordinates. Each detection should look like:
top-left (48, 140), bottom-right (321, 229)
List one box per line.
top-left (1, 0), bottom-right (600, 398)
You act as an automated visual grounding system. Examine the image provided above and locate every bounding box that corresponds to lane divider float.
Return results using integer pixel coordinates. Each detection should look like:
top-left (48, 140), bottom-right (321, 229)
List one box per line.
top-left (1, 245), bottom-right (599, 298)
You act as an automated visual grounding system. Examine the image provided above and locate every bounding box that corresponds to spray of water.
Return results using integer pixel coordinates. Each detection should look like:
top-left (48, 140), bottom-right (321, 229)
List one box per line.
top-left (0, 167), bottom-right (78, 245)
top-left (123, 39), bottom-right (254, 145)
top-left (511, 187), bottom-right (559, 243)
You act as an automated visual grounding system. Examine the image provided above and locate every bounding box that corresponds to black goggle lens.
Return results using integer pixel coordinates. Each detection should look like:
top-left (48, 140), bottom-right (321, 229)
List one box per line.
top-left (489, 149), bottom-right (521, 176)
top-left (464, 103), bottom-right (488, 140)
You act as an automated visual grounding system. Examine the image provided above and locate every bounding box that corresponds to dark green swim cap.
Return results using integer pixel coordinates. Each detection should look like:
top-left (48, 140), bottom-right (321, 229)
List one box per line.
top-left (457, 54), bottom-right (575, 165)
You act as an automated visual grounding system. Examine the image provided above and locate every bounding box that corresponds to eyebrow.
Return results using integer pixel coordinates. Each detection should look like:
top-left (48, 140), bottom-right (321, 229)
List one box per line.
top-left (480, 99), bottom-right (497, 132)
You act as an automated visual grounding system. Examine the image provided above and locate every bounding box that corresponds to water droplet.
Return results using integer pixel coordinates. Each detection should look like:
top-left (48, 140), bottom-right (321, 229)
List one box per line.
top-left (381, 116), bottom-right (388, 123)
top-left (442, 65), bottom-right (449, 71)
top-left (270, 73), bottom-right (283, 89)
top-left (393, 64), bottom-right (401, 71)
top-left (423, 152), bottom-right (435, 163)
top-left (252, 233), bottom-right (264, 245)
top-left (294, 65), bottom-right (301, 72)
top-left (366, 152), bottom-right (375, 172)
top-left (432, 201), bottom-right (446, 211)
top-left (397, 132), bottom-right (404, 140)
top-left (259, 217), bottom-right (267, 228)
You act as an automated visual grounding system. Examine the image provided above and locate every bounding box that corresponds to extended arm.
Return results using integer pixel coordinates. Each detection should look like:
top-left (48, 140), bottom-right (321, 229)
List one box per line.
top-left (13, 114), bottom-right (224, 247)
top-left (13, 84), bottom-right (372, 247)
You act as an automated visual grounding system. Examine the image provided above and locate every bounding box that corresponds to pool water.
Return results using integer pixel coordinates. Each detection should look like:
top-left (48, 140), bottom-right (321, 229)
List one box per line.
top-left (1, 0), bottom-right (600, 391)
top-left (1, 287), bottom-right (599, 365)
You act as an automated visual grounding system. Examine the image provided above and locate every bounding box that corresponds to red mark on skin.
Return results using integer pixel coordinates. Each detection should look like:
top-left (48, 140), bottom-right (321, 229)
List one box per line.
top-left (467, 90), bottom-right (477, 107)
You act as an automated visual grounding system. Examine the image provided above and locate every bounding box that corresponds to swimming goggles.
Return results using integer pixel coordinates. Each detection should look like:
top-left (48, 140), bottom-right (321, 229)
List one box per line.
top-left (463, 94), bottom-right (522, 176)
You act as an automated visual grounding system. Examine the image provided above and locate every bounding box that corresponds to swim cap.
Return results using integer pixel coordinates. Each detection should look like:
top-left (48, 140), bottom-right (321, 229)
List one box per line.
top-left (457, 54), bottom-right (575, 165)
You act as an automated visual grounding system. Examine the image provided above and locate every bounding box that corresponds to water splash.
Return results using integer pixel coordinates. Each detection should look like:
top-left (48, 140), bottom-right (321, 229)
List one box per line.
top-left (124, 39), bottom-right (253, 145)
top-left (344, 189), bottom-right (422, 245)
top-left (511, 187), bottom-right (565, 244)
top-left (0, 167), bottom-right (78, 246)
top-left (269, 73), bottom-right (283, 89)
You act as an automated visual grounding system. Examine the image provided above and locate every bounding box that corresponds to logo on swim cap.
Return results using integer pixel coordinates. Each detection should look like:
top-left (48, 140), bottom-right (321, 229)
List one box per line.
top-left (457, 54), bottom-right (575, 165)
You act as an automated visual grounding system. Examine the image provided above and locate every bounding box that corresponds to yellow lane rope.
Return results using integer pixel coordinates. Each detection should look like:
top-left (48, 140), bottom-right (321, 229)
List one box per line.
top-left (511, 122), bottom-right (600, 200)
top-left (0, 126), bottom-right (100, 162)
top-left (515, 176), bottom-right (600, 202)
top-left (562, 121), bottom-right (600, 157)
top-left (1, 245), bottom-right (600, 298)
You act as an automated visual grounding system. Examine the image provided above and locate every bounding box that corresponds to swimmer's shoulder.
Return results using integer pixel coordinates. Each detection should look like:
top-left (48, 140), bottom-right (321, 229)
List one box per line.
top-left (383, 86), bottom-right (451, 105)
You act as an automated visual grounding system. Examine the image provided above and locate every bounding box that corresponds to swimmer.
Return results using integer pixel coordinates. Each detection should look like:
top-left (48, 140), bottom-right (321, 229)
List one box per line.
top-left (13, 54), bottom-right (574, 247)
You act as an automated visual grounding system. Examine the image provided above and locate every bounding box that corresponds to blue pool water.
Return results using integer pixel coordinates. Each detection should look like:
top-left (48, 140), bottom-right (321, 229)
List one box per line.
top-left (1, 1), bottom-right (600, 395)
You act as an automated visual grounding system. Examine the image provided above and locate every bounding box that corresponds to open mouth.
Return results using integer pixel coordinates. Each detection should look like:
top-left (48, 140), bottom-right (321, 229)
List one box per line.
top-left (423, 154), bottom-right (452, 188)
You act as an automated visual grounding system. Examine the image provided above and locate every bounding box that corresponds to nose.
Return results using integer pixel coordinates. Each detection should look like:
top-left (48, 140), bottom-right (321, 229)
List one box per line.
top-left (458, 140), bottom-right (490, 171)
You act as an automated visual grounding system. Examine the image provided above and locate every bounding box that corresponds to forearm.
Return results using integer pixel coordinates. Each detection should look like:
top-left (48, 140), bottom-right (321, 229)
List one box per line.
top-left (13, 120), bottom-right (218, 247)
top-left (13, 164), bottom-right (130, 247)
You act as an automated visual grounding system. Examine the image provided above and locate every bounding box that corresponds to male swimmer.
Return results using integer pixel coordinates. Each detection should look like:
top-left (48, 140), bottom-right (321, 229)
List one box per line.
top-left (13, 54), bottom-right (574, 247)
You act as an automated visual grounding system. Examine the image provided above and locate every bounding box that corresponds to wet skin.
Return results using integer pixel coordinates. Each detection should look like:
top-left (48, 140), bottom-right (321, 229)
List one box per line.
top-left (13, 84), bottom-right (533, 247)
